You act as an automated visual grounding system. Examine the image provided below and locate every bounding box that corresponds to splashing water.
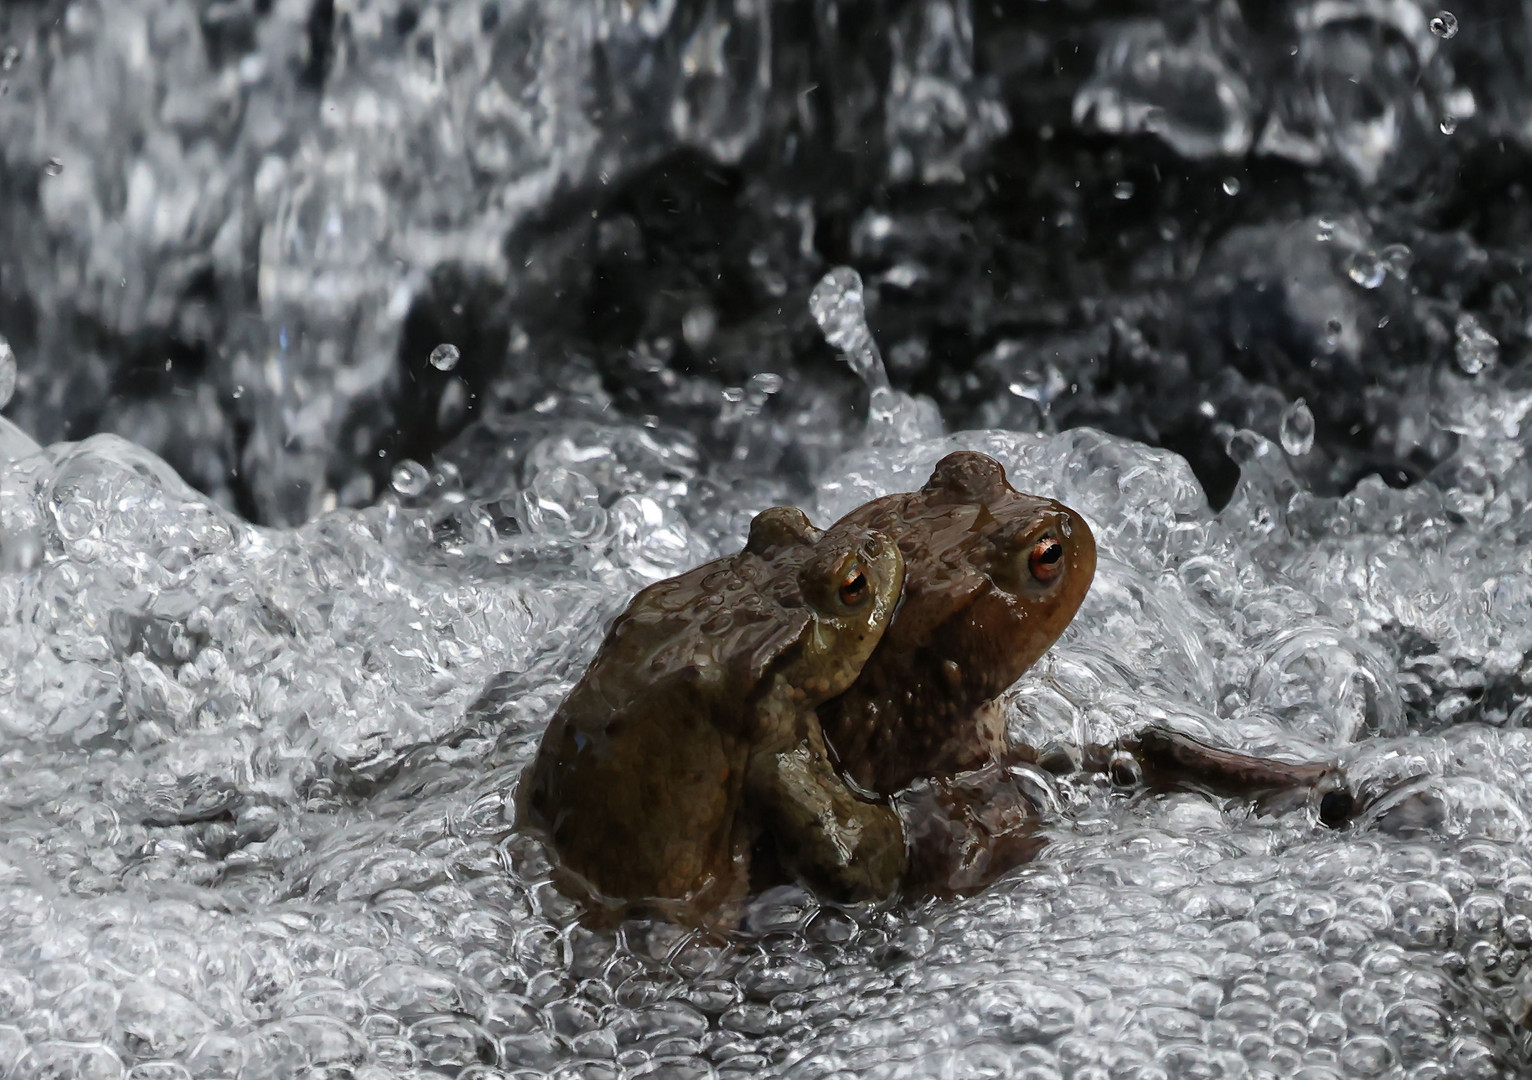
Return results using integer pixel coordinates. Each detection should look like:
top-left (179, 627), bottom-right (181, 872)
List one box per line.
top-left (0, 336), bottom-right (15, 411)
top-left (0, 282), bottom-right (1530, 1075)
top-left (809, 266), bottom-right (943, 447)
top-left (1455, 313), bottom-right (1500, 375)
top-left (4, 1), bottom-right (1532, 1076)
top-left (1280, 398), bottom-right (1316, 457)
top-left (809, 268), bottom-right (887, 391)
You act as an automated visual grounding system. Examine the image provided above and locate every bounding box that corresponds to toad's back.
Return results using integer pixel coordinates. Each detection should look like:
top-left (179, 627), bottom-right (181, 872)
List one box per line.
top-left (518, 504), bottom-right (911, 922)
top-left (519, 548), bottom-right (812, 915)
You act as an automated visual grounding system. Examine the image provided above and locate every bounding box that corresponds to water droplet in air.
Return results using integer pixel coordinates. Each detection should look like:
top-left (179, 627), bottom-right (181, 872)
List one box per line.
top-left (1454, 312), bottom-right (1499, 374)
top-left (0, 45), bottom-right (19, 70)
top-left (1345, 252), bottom-right (1386, 290)
top-left (810, 266), bottom-right (917, 444)
top-left (747, 372), bottom-right (784, 396)
top-left (436, 377), bottom-right (469, 429)
top-left (1429, 11), bottom-right (1458, 38)
top-left (1112, 181), bottom-right (1135, 201)
top-left (810, 267), bottom-right (892, 389)
top-left (810, 267), bottom-right (872, 358)
top-left (681, 306), bottom-right (717, 350)
top-left (1222, 177), bottom-right (1241, 196)
top-left (428, 344), bottom-right (460, 372)
top-left (42, 158), bottom-right (63, 177)
top-left (391, 460), bottom-right (431, 497)
top-left (1280, 398), bottom-right (1316, 457)
top-left (0, 336), bottom-right (15, 409)
top-left (1440, 115), bottom-right (1459, 135)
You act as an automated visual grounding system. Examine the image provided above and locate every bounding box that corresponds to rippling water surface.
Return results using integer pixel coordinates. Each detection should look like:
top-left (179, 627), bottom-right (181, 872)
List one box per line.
top-left (4, 1), bottom-right (1532, 1077)
top-left (0, 359), bottom-right (1528, 1077)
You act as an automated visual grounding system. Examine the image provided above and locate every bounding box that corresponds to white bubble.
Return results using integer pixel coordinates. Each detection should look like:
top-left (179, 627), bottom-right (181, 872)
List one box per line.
top-left (390, 459), bottom-right (431, 497)
top-left (1345, 251), bottom-right (1386, 290)
top-left (1221, 176), bottom-right (1241, 196)
top-left (1378, 243), bottom-right (1414, 280)
top-left (1454, 312), bottom-right (1499, 374)
top-left (681, 306), bottom-right (717, 350)
top-left (428, 343), bottom-right (460, 372)
top-left (746, 372), bottom-right (784, 396)
top-left (1429, 11), bottom-right (1458, 38)
top-left (1280, 398), bottom-right (1315, 457)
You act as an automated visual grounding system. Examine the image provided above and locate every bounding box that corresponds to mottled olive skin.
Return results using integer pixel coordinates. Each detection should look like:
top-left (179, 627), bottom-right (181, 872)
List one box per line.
top-left (518, 507), bottom-right (909, 925)
top-left (820, 451), bottom-right (1098, 796)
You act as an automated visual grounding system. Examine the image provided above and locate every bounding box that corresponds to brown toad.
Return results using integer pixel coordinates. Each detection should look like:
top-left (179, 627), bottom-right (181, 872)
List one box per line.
top-left (517, 507), bottom-right (909, 925)
top-left (821, 450), bottom-right (1348, 895)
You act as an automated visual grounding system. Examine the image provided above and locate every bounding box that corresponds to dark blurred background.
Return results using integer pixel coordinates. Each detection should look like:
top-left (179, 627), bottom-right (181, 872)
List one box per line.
top-left (0, 0), bottom-right (1515, 523)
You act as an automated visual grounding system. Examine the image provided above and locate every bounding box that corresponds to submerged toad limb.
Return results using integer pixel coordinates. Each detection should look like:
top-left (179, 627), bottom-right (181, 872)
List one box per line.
top-left (517, 506), bottom-right (910, 925)
top-left (1045, 725), bottom-right (1355, 825)
top-left (895, 761), bottom-right (1053, 898)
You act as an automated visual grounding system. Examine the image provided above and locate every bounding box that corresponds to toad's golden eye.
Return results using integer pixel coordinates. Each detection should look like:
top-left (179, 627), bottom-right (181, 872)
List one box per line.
top-left (838, 564), bottom-right (870, 607)
top-left (1029, 537), bottom-right (1065, 582)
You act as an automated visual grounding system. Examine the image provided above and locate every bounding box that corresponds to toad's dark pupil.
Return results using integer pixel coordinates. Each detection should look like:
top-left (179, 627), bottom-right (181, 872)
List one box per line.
top-left (839, 571), bottom-right (868, 605)
top-left (1029, 539), bottom-right (1064, 581)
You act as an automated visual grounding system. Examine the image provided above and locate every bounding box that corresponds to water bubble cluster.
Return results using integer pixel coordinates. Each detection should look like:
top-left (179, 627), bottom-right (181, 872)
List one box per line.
top-left (0, 302), bottom-right (1530, 1073)
top-left (1, 0), bottom-right (1532, 1076)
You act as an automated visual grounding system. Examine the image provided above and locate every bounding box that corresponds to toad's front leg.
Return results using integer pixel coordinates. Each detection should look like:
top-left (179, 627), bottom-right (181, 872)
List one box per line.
top-left (747, 679), bottom-right (908, 903)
